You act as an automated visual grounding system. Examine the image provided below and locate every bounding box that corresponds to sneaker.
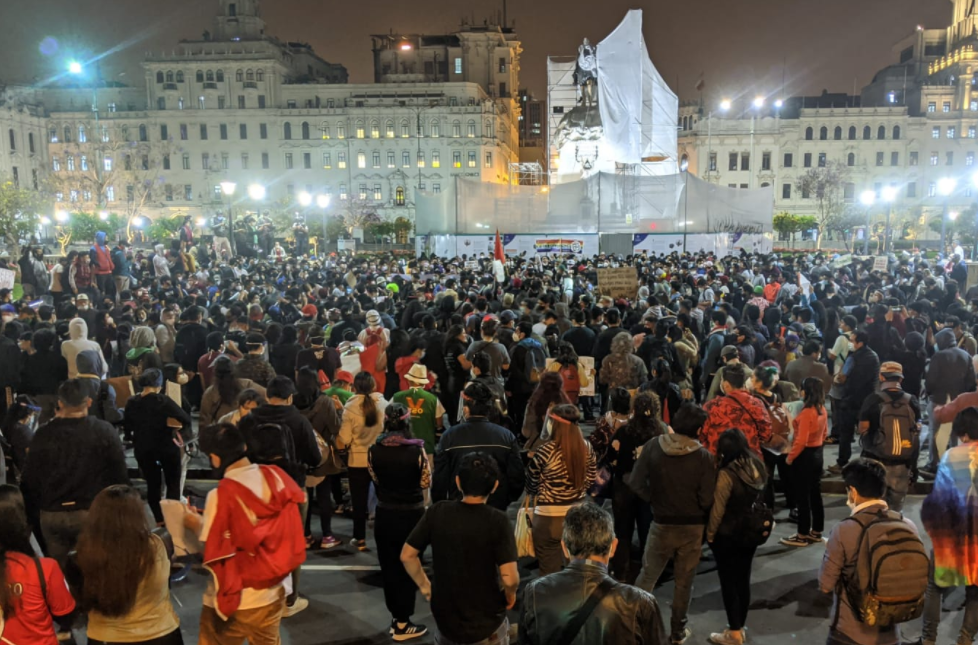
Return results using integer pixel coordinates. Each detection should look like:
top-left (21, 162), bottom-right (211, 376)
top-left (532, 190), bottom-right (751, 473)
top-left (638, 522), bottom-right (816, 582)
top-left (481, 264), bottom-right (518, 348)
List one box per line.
top-left (808, 531), bottom-right (825, 543)
top-left (672, 627), bottom-right (692, 644)
top-left (320, 535), bottom-right (341, 550)
top-left (351, 538), bottom-right (369, 552)
top-left (708, 630), bottom-right (744, 645)
top-left (826, 464), bottom-right (843, 476)
top-left (392, 621), bottom-right (428, 642)
top-left (780, 533), bottom-right (816, 547)
top-left (284, 597), bottom-right (309, 617)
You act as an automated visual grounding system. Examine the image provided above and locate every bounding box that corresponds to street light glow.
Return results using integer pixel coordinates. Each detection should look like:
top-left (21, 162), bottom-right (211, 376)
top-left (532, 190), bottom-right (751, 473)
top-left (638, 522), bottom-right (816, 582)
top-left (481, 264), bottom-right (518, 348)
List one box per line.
top-left (400, 43), bottom-right (413, 51)
top-left (98, 211), bottom-right (109, 221)
top-left (68, 61), bottom-right (83, 75)
top-left (938, 177), bottom-right (957, 196)
top-left (132, 216), bottom-right (145, 227)
top-left (719, 99), bottom-right (732, 111)
top-left (298, 191), bottom-right (312, 207)
top-left (774, 99), bottom-right (784, 108)
top-left (248, 184), bottom-right (266, 200)
top-left (220, 181), bottom-right (237, 196)
top-left (860, 190), bottom-right (876, 206)
top-left (316, 194), bottom-right (330, 209)
top-left (881, 186), bottom-right (898, 202)
top-left (55, 210), bottom-right (70, 222)
top-left (40, 216), bottom-right (51, 225)
top-left (196, 217), bottom-right (206, 227)
top-left (753, 96), bottom-right (765, 109)
top-left (950, 211), bottom-right (960, 220)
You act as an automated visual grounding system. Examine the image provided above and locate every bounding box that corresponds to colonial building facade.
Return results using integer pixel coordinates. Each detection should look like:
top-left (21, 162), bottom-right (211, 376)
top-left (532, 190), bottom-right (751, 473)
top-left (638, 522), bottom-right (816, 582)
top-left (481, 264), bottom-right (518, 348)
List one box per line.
top-left (0, 0), bottom-right (521, 234)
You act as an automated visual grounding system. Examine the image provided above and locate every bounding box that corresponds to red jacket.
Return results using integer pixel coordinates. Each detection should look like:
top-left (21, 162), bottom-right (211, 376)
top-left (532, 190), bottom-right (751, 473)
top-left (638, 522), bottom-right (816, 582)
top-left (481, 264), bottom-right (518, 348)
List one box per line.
top-left (91, 244), bottom-right (115, 276)
top-left (395, 355), bottom-right (435, 391)
top-left (203, 465), bottom-right (306, 620)
top-left (699, 390), bottom-right (773, 457)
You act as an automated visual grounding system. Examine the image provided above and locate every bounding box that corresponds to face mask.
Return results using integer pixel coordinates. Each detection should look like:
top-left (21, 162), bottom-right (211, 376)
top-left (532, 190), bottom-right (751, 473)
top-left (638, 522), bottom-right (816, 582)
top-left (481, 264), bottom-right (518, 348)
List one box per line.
top-left (177, 372), bottom-right (190, 385)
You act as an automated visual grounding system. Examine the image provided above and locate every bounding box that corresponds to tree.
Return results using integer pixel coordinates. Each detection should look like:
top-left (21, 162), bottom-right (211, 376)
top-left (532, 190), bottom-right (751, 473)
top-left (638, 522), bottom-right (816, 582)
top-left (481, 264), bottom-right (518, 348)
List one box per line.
top-left (826, 207), bottom-right (866, 251)
top-left (343, 198), bottom-right (381, 234)
top-left (794, 161), bottom-right (850, 249)
top-left (146, 214), bottom-right (185, 244)
top-left (0, 181), bottom-right (48, 254)
top-left (772, 212), bottom-right (799, 247)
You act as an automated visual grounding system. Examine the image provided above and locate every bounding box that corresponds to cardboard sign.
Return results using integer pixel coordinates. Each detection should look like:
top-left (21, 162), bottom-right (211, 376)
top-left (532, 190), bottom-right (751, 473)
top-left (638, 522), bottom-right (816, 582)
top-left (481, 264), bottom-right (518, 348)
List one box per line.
top-left (872, 256), bottom-right (888, 272)
top-left (0, 268), bottom-right (14, 290)
top-left (831, 254), bottom-right (853, 269)
top-left (596, 267), bottom-right (638, 299)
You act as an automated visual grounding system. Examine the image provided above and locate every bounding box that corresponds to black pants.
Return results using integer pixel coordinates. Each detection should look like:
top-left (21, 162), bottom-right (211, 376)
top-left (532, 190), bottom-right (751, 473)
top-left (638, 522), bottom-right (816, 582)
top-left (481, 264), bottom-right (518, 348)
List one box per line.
top-left (792, 446), bottom-right (825, 535)
top-left (762, 450), bottom-right (793, 511)
top-left (89, 627), bottom-right (184, 645)
top-left (375, 506), bottom-right (425, 621)
top-left (40, 509), bottom-right (88, 569)
top-left (837, 407), bottom-right (856, 467)
top-left (710, 535), bottom-right (757, 631)
top-left (305, 477), bottom-right (333, 538)
top-left (136, 448), bottom-right (182, 524)
top-left (611, 483), bottom-right (653, 581)
top-left (348, 467), bottom-right (372, 540)
top-left (510, 391), bottom-right (531, 436)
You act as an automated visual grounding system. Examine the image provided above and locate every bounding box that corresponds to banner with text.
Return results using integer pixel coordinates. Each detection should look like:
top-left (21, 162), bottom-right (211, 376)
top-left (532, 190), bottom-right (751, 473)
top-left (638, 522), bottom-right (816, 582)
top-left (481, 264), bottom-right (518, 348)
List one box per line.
top-left (597, 267), bottom-right (639, 299)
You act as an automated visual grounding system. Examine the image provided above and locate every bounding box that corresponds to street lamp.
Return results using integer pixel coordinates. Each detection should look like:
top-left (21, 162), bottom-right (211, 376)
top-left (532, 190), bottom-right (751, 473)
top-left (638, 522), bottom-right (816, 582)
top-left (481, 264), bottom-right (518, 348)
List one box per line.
top-left (98, 210), bottom-right (109, 221)
top-left (860, 190), bottom-right (875, 255)
top-left (880, 185), bottom-right (898, 253)
top-left (68, 60), bottom-right (103, 209)
top-left (67, 61), bottom-right (83, 75)
top-left (55, 210), bottom-right (70, 223)
top-left (247, 184), bottom-right (266, 201)
top-left (220, 181), bottom-right (237, 254)
top-left (938, 177), bottom-right (957, 258)
top-left (748, 97), bottom-right (764, 189)
top-left (297, 191), bottom-right (312, 207)
top-left (315, 194), bottom-right (331, 250)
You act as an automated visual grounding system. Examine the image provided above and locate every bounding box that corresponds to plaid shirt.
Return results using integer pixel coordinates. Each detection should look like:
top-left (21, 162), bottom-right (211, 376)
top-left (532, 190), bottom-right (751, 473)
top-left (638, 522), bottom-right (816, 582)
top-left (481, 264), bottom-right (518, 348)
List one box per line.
top-left (699, 390), bottom-right (773, 456)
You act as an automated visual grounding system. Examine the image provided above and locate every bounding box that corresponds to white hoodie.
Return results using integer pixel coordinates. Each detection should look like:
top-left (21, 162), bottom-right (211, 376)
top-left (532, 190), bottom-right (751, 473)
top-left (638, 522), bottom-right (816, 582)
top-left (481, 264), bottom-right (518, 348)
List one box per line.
top-left (61, 318), bottom-right (107, 378)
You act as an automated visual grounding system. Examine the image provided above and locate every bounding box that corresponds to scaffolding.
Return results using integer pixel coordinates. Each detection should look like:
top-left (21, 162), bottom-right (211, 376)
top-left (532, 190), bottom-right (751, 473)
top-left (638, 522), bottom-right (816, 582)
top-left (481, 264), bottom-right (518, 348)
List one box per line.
top-left (508, 161), bottom-right (545, 186)
top-left (546, 56), bottom-right (578, 185)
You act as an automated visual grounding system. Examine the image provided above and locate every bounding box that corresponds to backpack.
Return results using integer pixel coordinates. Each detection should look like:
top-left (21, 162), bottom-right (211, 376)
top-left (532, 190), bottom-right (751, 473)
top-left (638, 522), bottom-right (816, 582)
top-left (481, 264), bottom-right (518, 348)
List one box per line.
top-left (559, 362), bottom-right (581, 393)
top-left (875, 392), bottom-right (919, 461)
top-left (740, 490), bottom-right (776, 547)
top-left (843, 508), bottom-right (929, 627)
top-left (250, 422), bottom-right (303, 485)
top-left (523, 341), bottom-right (547, 384)
top-left (757, 394), bottom-right (790, 454)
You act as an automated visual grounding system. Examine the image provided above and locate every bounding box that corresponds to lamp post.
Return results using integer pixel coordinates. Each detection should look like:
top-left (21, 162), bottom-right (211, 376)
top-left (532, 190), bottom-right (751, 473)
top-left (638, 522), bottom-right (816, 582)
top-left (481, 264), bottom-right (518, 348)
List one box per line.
top-left (938, 177), bottom-right (957, 259)
top-left (749, 96), bottom-right (764, 189)
top-left (706, 99), bottom-right (732, 182)
top-left (220, 181), bottom-right (237, 254)
top-left (860, 190), bottom-right (875, 255)
top-left (880, 185), bottom-right (898, 253)
top-left (68, 60), bottom-right (103, 208)
top-left (316, 194), bottom-right (330, 248)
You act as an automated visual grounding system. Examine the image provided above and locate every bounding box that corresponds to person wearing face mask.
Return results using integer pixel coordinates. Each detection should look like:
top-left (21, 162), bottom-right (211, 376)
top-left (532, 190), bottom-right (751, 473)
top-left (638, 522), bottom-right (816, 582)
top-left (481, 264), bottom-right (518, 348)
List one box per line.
top-left (62, 317), bottom-right (106, 379)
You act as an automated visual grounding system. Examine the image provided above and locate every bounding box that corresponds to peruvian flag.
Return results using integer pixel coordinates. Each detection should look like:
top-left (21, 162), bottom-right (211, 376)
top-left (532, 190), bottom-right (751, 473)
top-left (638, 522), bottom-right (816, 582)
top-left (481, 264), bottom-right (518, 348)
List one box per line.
top-left (493, 230), bottom-right (505, 283)
top-left (494, 229), bottom-right (505, 261)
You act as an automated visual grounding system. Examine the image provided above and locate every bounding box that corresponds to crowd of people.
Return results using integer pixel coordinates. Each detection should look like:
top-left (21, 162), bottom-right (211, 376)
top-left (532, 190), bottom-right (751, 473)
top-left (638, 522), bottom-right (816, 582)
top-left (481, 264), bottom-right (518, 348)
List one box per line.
top-left (0, 229), bottom-right (977, 645)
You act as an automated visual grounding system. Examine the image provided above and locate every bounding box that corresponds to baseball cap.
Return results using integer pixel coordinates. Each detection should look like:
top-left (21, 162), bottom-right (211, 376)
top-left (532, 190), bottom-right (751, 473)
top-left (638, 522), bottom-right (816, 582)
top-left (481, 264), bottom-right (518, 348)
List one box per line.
top-left (76, 293), bottom-right (90, 301)
top-left (721, 345), bottom-right (739, 359)
top-left (753, 285), bottom-right (764, 294)
top-left (880, 361), bottom-right (903, 380)
top-left (0, 304), bottom-right (15, 314)
top-left (334, 370), bottom-right (354, 384)
top-left (301, 304), bottom-right (318, 318)
top-left (499, 310), bottom-right (517, 323)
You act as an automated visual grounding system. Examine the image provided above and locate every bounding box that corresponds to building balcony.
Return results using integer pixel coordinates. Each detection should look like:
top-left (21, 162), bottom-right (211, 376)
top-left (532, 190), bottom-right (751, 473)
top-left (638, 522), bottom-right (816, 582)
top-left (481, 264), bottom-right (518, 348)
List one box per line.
top-left (243, 81), bottom-right (258, 89)
top-left (163, 83), bottom-right (179, 91)
top-left (203, 82), bottom-right (219, 90)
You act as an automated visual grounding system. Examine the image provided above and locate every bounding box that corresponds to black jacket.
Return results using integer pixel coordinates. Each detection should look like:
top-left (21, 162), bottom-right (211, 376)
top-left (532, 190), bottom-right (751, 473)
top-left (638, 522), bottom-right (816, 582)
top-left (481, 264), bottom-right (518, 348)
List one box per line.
top-left (628, 434), bottom-right (716, 525)
top-left (19, 350), bottom-right (68, 396)
top-left (433, 416), bottom-right (524, 511)
top-left (562, 325), bottom-right (596, 360)
top-left (125, 392), bottom-right (192, 456)
top-left (592, 326), bottom-right (622, 370)
top-left (841, 345), bottom-right (880, 410)
top-left (174, 322), bottom-right (210, 372)
top-left (519, 560), bottom-right (668, 645)
top-left (238, 403), bottom-right (322, 487)
top-left (21, 416), bottom-right (129, 513)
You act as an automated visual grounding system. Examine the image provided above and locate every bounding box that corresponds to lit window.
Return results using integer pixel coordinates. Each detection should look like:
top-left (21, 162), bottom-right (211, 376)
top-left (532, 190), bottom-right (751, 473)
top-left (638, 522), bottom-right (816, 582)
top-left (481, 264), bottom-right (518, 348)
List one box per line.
top-left (928, 102), bottom-right (936, 112)
top-left (944, 101), bottom-right (951, 112)
top-left (453, 151), bottom-right (462, 168)
top-left (338, 152), bottom-right (347, 169)
top-left (387, 151), bottom-right (395, 168)
top-left (432, 151), bottom-right (440, 168)
top-left (357, 152), bottom-right (366, 168)
top-left (339, 183), bottom-right (347, 200)
top-left (386, 121), bottom-right (394, 138)
top-left (106, 186), bottom-right (115, 201)
top-left (454, 57), bottom-right (462, 74)
top-left (337, 125), bottom-right (346, 139)
top-left (453, 120), bottom-right (461, 137)
top-left (370, 122), bottom-right (380, 138)
top-left (467, 121), bottom-right (476, 137)
top-left (373, 184), bottom-right (382, 200)
top-left (933, 126), bottom-right (940, 139)
top-left (356, 122), bottom-right (365, 138)
top-left (80, 155), bottom-right (88, 171)
top-left (396, 186), bottom-right (405, 205)
top-left (930, 152), bottom-right (939, 165)
top-left (467, 151), bottom-right (476, 167)
top-left (78, 125), bottom-right (87, 142)
top-left (928, 182), bottom-right (936, 196)
top-left (401, 120), bottom-right (410, 137)
top-left (431, 121), bottom-right (440, 138)
top-left (103, 156), bottom-right (112, 171)
top-left (324, 153), bottom-right (332, 168)
top-left (359, 183), bottom-right (367, 199)
top-left (52, 157), bottom-right (61, 172)
top-left (402, 151), bottom-right (411, 167)
top-left (417, 151), bottom-right (425, 168)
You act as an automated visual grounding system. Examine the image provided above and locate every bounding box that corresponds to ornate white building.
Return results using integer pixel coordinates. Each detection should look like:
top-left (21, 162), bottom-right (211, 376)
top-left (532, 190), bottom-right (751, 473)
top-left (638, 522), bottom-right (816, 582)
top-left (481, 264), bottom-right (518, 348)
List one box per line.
top-left (678, 0), bottom-right (978, 246)
top-left (0, 0), bottom-right (521, 237)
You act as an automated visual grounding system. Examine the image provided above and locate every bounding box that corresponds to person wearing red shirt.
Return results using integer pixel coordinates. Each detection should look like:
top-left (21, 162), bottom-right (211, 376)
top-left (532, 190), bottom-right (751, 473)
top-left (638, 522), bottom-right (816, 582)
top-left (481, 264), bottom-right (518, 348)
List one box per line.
top-left (699, 368), bottom-right (772, 457)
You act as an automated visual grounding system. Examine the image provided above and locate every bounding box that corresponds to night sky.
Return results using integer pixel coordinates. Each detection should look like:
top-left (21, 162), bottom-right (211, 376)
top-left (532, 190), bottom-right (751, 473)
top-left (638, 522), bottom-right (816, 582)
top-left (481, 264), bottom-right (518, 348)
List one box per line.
top-left (0, 0), bottom-right (952, 103)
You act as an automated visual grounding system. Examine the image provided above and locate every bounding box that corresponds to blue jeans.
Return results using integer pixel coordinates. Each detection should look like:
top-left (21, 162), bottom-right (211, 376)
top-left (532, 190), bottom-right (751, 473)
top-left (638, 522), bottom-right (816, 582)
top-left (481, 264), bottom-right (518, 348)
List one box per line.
top-left (436, 618), bottom-right (509, 645)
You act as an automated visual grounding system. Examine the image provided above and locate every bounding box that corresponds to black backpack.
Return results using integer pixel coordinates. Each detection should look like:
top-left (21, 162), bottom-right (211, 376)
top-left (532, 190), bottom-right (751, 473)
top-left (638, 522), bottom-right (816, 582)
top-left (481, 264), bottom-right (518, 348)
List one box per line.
top-left (249, 422), bottom-right (302, 484)
top-left (739, 490), bottom-right (776, 547)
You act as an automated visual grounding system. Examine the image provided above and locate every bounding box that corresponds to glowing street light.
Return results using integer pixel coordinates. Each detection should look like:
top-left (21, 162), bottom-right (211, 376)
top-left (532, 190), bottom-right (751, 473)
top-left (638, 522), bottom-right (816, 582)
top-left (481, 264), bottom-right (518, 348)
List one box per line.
top-left (98, 210), bottom-right (109, 221)
top-left (774, 99), bottom-right (784, 108)
top-left (752, 96), bottom-right (765, 109)
top-left (298, 191), bottom-right (312, 207)
top-left (938, 177), bottom-right (957, 196)
top-left (860, 191), bottom-right (875, 254)
top-left (860, 190), bottom-right (876, 206)
top-left (719, 99), bottom-right (732, 111)
top-left (938, 177), bottom-right (957, 256)
top-left (196, 217), bottom-right (206, 227)
top-left (55, 210), bottom-right (70, 223)
top-left (316, 194), bottom-right (330, 209)
top-left (131, 216), bottom-right (145, 227)
top-left (248, 184), bottom-right (266, 201)
top-left (68, 61), bottom-right (83, 75)
top-left (40, 216), bottom-right (51, 225)
top-left (220, 181), bottom-right (237, 196)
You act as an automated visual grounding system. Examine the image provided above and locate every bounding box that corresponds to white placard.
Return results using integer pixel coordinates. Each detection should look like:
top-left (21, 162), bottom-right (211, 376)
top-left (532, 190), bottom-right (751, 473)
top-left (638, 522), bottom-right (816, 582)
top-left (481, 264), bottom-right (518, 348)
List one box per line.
top-left (873, 256), bottom-right (888, 272)
top-left (544, 356), bottom-right (596, 397)
top-left (0, 268), bottom-right (15, 290)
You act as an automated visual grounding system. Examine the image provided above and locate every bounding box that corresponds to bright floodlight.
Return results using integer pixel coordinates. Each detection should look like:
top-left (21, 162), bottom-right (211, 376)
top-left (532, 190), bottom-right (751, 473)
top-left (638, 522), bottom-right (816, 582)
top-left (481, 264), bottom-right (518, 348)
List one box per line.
top-left (298, 191), bottom-right (312, 207)
top-left (316, 194), bottom-right (330, 209)
top-left (98, 211), bottom-right (109, 221)
top-left (400, 43), bottom-right (413, 51)
top-left (248, 184), bottom-right (266, 200)
top-left (938, 177), bottom-right (957, 196)
top-left (719, 99), bottom-right (732, 111)
top-left (68, 61), bottom-right (83, 75)
top-left (196, 217), bottom-right (206, 226)
top-left (881, 186), bottom-right (898, 202)
top-left (55, 210), bottom-right (70, 222)
top-left (40, 216), bottom-right (51, 225)
top-left (950, 211), bottom-right (960, 220)
top-left (132, 216), bottom-right (145, 227)
top-left (860, 190), bottom-right (876, 206)
top-left (753, 96), bottom-right (765, 108)
top-left (220, 181), bottom-right (236, 196)
top-left (774, 99), bottom-right (784, 108)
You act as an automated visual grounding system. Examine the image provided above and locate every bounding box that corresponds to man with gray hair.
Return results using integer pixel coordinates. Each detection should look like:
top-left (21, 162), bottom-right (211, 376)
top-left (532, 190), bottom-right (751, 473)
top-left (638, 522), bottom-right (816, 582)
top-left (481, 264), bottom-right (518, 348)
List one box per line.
top-left (519, 503), bottom-right (667, 645)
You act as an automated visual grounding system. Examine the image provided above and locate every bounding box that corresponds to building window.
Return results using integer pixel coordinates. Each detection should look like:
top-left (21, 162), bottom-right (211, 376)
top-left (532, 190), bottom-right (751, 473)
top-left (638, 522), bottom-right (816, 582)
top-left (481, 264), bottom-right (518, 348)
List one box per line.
top-left (468, 120), bottom-right (477, 137)
top-left (284, 123), bottom-right (292, 140)
top-left (783, 153), bottom-right (792, 168)
top-left (339, 183), bottom-right (347, 200)
top-left (467, 151), bottom-right (476, 167)
top-left (453, 120), bottom-right (461, 138)
top-left (455, 57), bottom-right (463, 74)
top-left (847, 152), bottom-right (855, 166)
top-left (103, 156), bottom-right (112, 172)
top-left (221, 153), bottom-right (228, 169)
top-left (741, 153), bottom-right (750, 170)
top-left (933, 126), bottom-right (941, 139)
top-left (876, 151), bottom-right (884, 167)
top-left (80, 155), bottom-right (88, 171)
top-left (220, 124), bottom-right (228, 140)
top-left (891, 151), bottom-right (899, 166)
top-left (387, 151), bottom-right (395, 168)
top-left (400, 151), bottom-right (409, 168)
top-left (395, 186), bottom-right (405, 205)
top-left (372, 151), bottom-right (381, 168)
top-left (877, 125), bottom-right (886, 140)
top-left (947, 151), bottom-right (954, 165)
top-left (303, 152), bottom-right (311, 169)
top-left (373, 184), bottom-right (382, 201)
top-left (240, 124), bottom-right (248, 139)
top-left (928, 102), bottom-right (936, 112)
top-left (819, 126), bottom-right (828, 140)
top-left (728, 152), bottom-right (738, 171)
top-left (258, 95), bottom-right (266, 108)
top-left (907, 182), bottom-right (916, 198)
top-left (106, 186), bottom-right (115, 202)
top-left (165, 185), bottom-right (173, 201)
top-left (236, 69), bottom-right (243, 82)
top-left (432, 150), bottom-right (440, 168)
top-left (944, 101), bottom-right (952, 112)
top-left (893, 125), bottom-right (901, 140)
top-left (124, 155), bottom-right (132, 171)
top-left (139, 124), bottom-right (148, 141)
top-left (848, 126), bottom-right (856, 140)
top-left (320, 123), bottom-right (330, 140)
top-left (910, 151), bottom-right (918, 166)
top-left (184, 185), bottom-right (193, 201)
top-left (162, 154), bottom-right (170, 170)
top-left (949, 126), bottom-right (957, 139)
top-left (818, 152), bottom-right (826, 167)
top-left (969, 152), bottom-right (975, 166)
top-left (485, 152), bottom-right (493, 168)
top-left (844, 182), bottom-right (855, 200)
top-left (218, 96), bottom-right (225, 109)
top-left (385, 121), bottom-right (395, 138)
top-left (370, 122), bottom-right (379, 138)
top-left (202, 153), bottom-right (209, 169)
top-left (928, 182), bottom-right (937, 196)
top-left (433, 183), bottom-right (441, 194)
top-left (338, 152), bottom-right (347, 169)
top-left (238, 95), bottom-right (245, 109)
top-left (359, 184), bottom-right (367, 200)
top-left (301, 122), bottom-right (310, 139)
top-left (863, 125), bottom-right (871, 140)
top-left (970, 126), bottom-right (977, 138)
top-left (200, 124), bottom-right (208, 140)
top-left (802, 186), bottom-right (811, 199)
top-left (199, 96), bottom-right (206, 109)
top-left (182, 153), bottom-right (190, 170)
top-left (356, 122), bottom-right (365, 138)
top-left (931, 152), bottom-right (939, 165)
top-left (259, 123), bottom-right (267, 139)
top-left (782, 184), bottom-right (791, 199)
top-left (805, 127), bottom-right (813, 140)
top-left (285, 153), bottom-right (293, 169)
top-left (262, 152), bottom-right (270, 169)
top-left (157, 97), bottom-right (166, 110)
top-left (179, 124), bottom-right (188, 140)
top-left (709, 153), bottom-right (717, 171)
top-left (357, 152), bottom-right (366, 168)
top-left (803, 152), bottom-right (812, 168)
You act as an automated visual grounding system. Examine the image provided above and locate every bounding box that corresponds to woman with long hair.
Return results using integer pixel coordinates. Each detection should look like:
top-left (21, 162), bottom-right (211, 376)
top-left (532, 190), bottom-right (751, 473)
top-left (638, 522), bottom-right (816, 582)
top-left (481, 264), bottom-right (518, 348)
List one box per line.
top-left (606, 392), bottom-right (664, 581)
top-left (750, 364), bottom-right (793, 513)
top-left (706, 429), bottom-right (767, 645)
top-left (590, 386), bottom-right (632, 465)
top-left (337, 371), bottom-right (389, 551)
top-left (76, 485), bottom-right (181, 644)
top-left (199, 355), bottom-right (266, 427)
top-left (0, 485), bottom-right (76, 644)
top-left (525, 403), bottom-right (597, 574)
top-left (368, 404), bottom-right (430, 641)
top-left (548, 341), bottom-right (590, 405)
top-left (124, 369), bottom-right (192, 525)
top-left (295, 366), bottom-right (343, 550)
top-left (521, 372), bottom-right (570, 455)
top-left (780, 377), bottom-right (828, 548)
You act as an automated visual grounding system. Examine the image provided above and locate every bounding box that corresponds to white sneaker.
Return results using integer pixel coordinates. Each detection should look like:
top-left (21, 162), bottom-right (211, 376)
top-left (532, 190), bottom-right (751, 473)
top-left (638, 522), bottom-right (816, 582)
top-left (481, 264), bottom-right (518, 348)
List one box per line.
top-left (284, 597), bottom-right (309, 617)
top-left (708, 629), bottom-right (744, 645)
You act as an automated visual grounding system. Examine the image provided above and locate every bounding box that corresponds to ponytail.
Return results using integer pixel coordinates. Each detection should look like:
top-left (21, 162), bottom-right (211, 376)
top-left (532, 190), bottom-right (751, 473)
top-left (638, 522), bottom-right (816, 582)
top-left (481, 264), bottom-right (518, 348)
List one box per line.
top-left (353, 372), bottom-right (378, 426)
